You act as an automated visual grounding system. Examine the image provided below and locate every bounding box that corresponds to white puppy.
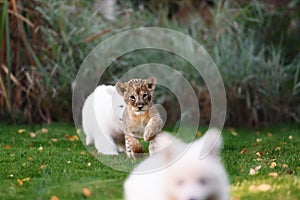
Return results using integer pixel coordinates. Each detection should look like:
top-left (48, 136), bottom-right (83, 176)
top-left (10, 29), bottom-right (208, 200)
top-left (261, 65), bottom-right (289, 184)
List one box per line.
top-left (82, 85), bottom-right (125, 155)
top-left (124, 129), bottom-right (230, 200)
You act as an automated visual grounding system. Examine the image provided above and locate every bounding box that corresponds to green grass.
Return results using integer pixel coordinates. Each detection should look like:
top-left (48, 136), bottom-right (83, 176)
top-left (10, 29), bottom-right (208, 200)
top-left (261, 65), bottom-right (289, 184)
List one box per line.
top-left (0, 123), bottom-right (299, 200)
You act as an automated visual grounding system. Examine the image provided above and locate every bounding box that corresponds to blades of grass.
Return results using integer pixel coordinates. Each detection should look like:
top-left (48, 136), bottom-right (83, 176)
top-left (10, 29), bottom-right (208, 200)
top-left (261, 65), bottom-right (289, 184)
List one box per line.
top-left (0, 0), bottom-right (6, 48)
top-left (7, 9), bottom-right (34, 28)
top-left (4, 0), bottom-right (11, 110)
top-left (0, 68), bottom-right (11, 112)
top-left (19, 19), bottom-right (50, 87)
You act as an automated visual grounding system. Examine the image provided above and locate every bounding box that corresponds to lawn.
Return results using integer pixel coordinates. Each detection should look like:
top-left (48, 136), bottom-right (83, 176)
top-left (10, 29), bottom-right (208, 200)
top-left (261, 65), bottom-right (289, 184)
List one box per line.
top-left (0, 123), bottom-right (299, 200)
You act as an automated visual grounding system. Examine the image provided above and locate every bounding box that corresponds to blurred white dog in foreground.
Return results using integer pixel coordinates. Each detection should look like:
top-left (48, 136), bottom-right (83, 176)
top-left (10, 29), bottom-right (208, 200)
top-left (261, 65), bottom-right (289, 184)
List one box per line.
top-left (82, 85), bottom-right (125, 155)
top-left (124, 129), bottom-right (230, 200)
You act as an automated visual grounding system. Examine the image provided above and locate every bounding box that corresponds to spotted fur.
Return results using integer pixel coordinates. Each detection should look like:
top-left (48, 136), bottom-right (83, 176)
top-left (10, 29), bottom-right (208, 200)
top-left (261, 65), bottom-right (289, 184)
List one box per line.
top-left (115, 77), bottom-right (164, 158)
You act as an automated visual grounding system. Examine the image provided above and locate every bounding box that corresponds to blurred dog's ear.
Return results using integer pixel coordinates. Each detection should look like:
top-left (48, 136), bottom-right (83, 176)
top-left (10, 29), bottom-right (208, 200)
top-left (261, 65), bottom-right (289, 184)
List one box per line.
top-left (150, 132), bottom-right (186, 163)
top-left (145, 77), bottom-right (156, 93)
top-left (115, 82), bottom-right (127, 96)
top-left (191, 128), bottom-right (222, 159)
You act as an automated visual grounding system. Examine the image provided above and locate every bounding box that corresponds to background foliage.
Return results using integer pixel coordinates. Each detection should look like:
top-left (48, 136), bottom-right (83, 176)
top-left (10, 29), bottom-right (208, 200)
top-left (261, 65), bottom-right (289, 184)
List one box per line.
top-left (0, 0), bottom-right (299, 126)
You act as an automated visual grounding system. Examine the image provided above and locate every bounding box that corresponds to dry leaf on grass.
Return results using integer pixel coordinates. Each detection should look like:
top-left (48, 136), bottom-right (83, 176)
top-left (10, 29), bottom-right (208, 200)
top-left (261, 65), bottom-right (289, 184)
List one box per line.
top-left (197, 131), bottom-right (202, 137)
top-left (69, 135), bottom-right (79, 142)
top-left (50, 195), bottom-right (59, 200)
top-left (281, 164), bottom-right (288, 168)
top-left (256, 138), bottom-right (262, 142)
top-left (268, 172), bottom-right (278, 177)
top-left (240, 149), bottom-right (247, 154)
top-left (18, 129), bottom-right (26, 133)
top-left (29, 132), bottom-right (36, 138)
top-left (249, 168), bottom-right (257, 176)
top-left (270, 161), bottom-right (277, 169)
top-left (16, 177), bottom-right (30, 186)
top-left (40, 128), bottom-right (48, 133)
top-left (256, 151), bottom-right (263, 157)
top-left (275, 146), bottom-right (281, 151)
top-left (17, 179), bottom-right (23, 186)
top-left (249, 165), bottom-right (262, 176)
top-left (286, 169), bottom-right (293, 175)
top-left (267, 132), bottom-right (273, 137)
top-left (51, 138), bottom-right (58, 142)
top-left (64, 134), bottom-right (79, 141)
top-left (4, 145), bottom-right (11, 149)
top-left (255, 165), bottom-right (262, 171)
top-left (22, 177), bottom-right (30, 182)
top-left (40, 164), bottom-right (47, 170)
top-left (230, 130), bottom-right (238, 136)
top-left (249, 184), bottom-right (271, 192)
top-left (83, 188), bottom-right (92, 197)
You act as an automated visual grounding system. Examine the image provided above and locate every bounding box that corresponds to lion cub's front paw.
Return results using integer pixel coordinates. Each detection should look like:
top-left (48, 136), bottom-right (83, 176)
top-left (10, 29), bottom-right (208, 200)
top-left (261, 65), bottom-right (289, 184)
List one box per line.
top-left (125, 133), bottom-right (144, 159)
top-left (144, 126), bottom-right (159, 141)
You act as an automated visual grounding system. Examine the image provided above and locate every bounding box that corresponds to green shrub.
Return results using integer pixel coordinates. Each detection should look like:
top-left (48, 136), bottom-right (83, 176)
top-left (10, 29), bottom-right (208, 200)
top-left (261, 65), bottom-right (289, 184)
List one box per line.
top-left (0, 0), bottom-right (299, 126)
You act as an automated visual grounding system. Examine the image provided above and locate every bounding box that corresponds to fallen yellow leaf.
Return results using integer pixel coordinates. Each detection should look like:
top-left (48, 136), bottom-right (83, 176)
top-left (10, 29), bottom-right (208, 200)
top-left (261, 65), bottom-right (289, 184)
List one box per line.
top-left (18, 129), bottom-right (26, 134)
top-left (270, 161), bottom-right (277, 169)
top-left (230, 130), bottom-right (238, 136)
top-left (50, 195), bottom-right (59, 200)
top-left (51, 138), bottom-right (58, 142)
top-left (22, 177), bottom-right (30, 182)
top-left (196, 131), bottom-right (202, 137)
top-left (256, 151), bottom-right (263, 157)
top-left (40, 164), bottom-right (47, 170)
top-left (256, 138), bottom-right (262, 143)
top-left (83, 188), bottom-right (92, 197)
top-left (249, 168), bottom-right (257, 176)
top-left (17, 179), bottom-right (23, 186)
top-left (267, 132), bottom-right (273, 137)
top-left (268, 172), bottom-right (278, 177)
top-left (281, 164), bottom-right (288, 168)
top-left (41, 128), bottom-right (48, 133)
top-left (69, 135), bottom-right (79, 142)
top-left (240, 149), bottom-right (247, 154)
top-left (255, 165), bottom-right (262, 171)
top-left (249, 184), bottom-right (271, 192)
top-left (29, 132), bottom-right (36, 138)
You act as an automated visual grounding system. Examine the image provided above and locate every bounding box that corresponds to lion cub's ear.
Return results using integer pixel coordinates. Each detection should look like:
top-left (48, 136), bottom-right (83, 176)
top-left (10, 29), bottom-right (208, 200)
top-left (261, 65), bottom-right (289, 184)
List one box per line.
top-left (146, 77), bottom-right (156, 93)
top-left (115, 82), bottom-right (128, 96)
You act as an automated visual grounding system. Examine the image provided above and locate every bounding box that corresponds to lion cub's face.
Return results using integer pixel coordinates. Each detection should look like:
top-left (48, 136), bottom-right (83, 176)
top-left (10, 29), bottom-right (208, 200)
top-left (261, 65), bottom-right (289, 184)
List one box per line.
top-left (115, 77), bottom-right (156, 113)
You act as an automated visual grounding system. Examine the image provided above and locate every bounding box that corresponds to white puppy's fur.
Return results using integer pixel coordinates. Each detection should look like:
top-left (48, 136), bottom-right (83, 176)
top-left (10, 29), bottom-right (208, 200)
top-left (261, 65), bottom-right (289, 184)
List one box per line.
top-left (124, 129), bottom-right (230, 200)
top-left (82, 85), bottom-right (125, 155)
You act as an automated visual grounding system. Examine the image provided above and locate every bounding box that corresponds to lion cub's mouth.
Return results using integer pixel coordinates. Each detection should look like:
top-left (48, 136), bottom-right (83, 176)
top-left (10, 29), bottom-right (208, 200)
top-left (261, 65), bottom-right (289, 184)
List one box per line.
top-left (130, 105), bottom-right (148, 114)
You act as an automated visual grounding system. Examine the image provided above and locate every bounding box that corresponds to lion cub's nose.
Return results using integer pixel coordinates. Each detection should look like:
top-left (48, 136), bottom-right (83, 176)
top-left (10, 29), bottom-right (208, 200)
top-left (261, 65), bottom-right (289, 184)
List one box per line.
top-left (137, 103), bottom-right (144, 110)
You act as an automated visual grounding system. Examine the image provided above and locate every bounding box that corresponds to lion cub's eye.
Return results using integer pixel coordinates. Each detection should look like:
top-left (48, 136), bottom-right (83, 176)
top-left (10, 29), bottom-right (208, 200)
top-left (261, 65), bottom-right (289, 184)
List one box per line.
top-left (130, 95), bottom-right (136, 100)
top-left (142, 94), bottom-right (148, 98)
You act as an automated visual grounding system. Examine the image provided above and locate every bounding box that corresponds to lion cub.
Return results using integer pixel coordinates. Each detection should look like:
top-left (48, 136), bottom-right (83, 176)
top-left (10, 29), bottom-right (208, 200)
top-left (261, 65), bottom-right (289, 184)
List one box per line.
top-left (115, 77), bottom-right (164, 158)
